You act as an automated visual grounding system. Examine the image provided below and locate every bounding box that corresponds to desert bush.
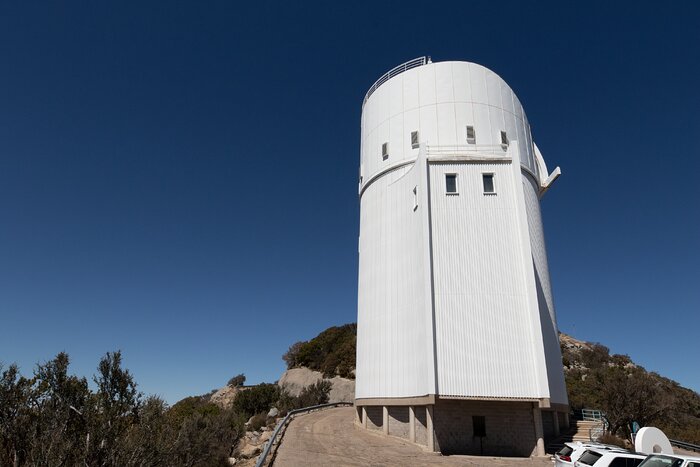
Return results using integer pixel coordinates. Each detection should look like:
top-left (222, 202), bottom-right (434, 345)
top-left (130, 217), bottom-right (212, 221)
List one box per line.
top-left (277, 380), bottom-right (331, 414)
top-left (282, 342), bottom-right (303, 369)
top-left (285, 324), bottom-right (356, 378)
top-left (232, 383), bottom-right (279, 418)
top-left (0, 352), bottom-right (246, 467)
top-left (227, 373), bottom-right (246, 388)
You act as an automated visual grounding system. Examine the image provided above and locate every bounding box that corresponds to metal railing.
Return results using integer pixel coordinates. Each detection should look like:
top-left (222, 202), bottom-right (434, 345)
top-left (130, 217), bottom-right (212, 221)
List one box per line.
top-left (254, 401), bottom-right (353, 467)
top-left (589, 421), bottom-right (606, 442)
top-left (363, 57), bottom-right (429, 106)
top-left (426, 143), bottom-right (510, 158)
top-left (670, 439), bottom-right (700, 452)
top-left (574, 408), bottom-right (605, 421)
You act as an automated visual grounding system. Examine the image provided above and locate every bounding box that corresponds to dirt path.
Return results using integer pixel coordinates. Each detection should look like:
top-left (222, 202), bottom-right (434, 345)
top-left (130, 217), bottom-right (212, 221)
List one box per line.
top-left (272, 406), bottom-right (553, 466)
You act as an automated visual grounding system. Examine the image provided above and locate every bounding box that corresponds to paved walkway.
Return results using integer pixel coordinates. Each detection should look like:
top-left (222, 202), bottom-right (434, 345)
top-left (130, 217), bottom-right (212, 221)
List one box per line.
top-left (272, 406), bottom-right (553, 466)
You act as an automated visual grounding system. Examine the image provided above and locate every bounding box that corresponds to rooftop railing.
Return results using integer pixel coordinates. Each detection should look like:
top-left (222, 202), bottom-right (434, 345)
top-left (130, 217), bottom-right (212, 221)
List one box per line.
top-left (363, 57), bottom-right (430, 107)
top-left (426, 143), bottom-right (509, 158)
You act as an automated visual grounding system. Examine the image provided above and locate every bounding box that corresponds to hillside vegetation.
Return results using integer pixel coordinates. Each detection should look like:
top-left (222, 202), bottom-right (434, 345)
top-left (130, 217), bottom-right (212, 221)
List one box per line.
top-left (0, 352), bottom-right (245, 467)
top-left (282, 323), bottom-right (356, 379)
top-left (560, 333), bottom-right (700, 444)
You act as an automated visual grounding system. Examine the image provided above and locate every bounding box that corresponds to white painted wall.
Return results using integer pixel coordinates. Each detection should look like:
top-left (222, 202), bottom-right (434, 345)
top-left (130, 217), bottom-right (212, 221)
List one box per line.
top-left (356, 59), bottom-right (567, 405)
top-left (360, 61), bottom-right (537, 188)
top-left (356, 162), bottom-right (432, 398)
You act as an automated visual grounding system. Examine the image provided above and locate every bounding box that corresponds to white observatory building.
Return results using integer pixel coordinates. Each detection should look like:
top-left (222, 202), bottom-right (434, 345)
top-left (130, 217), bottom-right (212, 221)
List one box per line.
top-left (354, 57), bottom-right (568, 457)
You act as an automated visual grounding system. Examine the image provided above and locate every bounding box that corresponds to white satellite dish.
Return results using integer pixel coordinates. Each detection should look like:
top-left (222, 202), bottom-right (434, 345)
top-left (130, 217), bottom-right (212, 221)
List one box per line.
top-left (635, 427), bottom-right (674, 455)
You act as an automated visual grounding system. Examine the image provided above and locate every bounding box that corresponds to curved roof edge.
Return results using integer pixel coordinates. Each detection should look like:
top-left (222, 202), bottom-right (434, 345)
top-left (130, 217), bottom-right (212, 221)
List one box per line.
top-left (363, 56), bottom-right (430, 107)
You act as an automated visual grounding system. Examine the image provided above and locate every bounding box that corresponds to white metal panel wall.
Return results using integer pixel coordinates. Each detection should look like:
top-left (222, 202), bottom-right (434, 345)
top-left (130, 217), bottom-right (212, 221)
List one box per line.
top-left (356, 163), bottom-right (432, 399)
top-left (522, 173), bottom-right (569, 405)
top-left (358, 59), bottom-right (565, 403)
top-left (360, 61), bottom-right (537, 192)
top-left (428, 161), bottom-right (543, 398)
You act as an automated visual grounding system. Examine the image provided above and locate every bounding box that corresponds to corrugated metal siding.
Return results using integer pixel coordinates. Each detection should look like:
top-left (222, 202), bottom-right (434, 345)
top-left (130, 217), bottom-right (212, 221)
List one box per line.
top-left (429, 161), bottom-right (542, 398)
top-left (358, 60), bottom-right (566, 403)
top-left (360, 61), bottom-right (537, 194)
top-left (522, 174), bottom-right (569, 405)
top-left (356, 163), bottom-right (432, 398)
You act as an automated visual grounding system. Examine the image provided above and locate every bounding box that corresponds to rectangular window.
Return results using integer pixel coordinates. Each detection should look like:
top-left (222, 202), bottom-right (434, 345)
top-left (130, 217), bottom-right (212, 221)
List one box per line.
top-left (382, 142), bottom-right (389, 160)
top-left (472, 416), bottom-right (486, 437)
top-left (445, 174), bottom-right (458, 194)
top-left (482, 173), bottom-right (495, 194)
top-left (466, 126), bottom-right (476, 144)
top-left (500, 131), bottom-right (509, 149)
top-left (411, 131), bottom-right (419, 149)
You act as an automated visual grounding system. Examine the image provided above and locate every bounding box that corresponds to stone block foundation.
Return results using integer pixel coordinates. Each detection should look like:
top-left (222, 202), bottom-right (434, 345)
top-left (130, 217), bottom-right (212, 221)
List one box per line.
top-left (356, 398), bottom-right (568, 457)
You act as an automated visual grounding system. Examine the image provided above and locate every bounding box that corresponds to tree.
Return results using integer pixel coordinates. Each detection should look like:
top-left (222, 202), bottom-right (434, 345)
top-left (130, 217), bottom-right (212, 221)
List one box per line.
top-left (227, 374), bottom-right (246, 388)
top-left (594, 366), bottom-right (672, 442)
top-left (232, 383), bottom-right (279, 418)
top-left (282, 342), bottom-right (303, 369)
top-left (88, 350), bottom-right (141, 465)
top-left (30, 353), bottom-right (91, 466)
top-left (0, 363), bottom-right (35, 467)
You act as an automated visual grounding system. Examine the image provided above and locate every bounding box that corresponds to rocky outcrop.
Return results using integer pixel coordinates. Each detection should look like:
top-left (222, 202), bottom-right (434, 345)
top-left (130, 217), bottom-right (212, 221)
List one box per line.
top-left (209, 385), bottom-right (240, 409)
top-left (278, 367), bottom-right (355, 403)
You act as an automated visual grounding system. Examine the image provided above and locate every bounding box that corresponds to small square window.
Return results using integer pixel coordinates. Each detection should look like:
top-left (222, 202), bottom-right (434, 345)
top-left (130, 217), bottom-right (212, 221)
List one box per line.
top-left (411, 131), bottom-right (419, 149)
top-left (466, 126), bottom-right (476, 144)
top-left (473, 416), bottom-right (486, 437)
top-left (500, 131), bottom-right (509, 149)
top-left (482, 173), bottom-right (495, 194)
top-left (382, 142), bottom-right (389, 160)
top-left (445, 174), bottom-right (458, 194)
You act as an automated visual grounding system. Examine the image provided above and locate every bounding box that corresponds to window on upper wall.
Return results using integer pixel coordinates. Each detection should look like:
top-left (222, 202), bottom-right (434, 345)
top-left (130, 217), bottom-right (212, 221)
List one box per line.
top-left (382, 142), bottom-right (389, 160)
top-left (411, 131), bottom-right (419, 149)
top-left (500, 131), bottom-right (509, 149)
top-left (482, 173), bottom-right (495, 194)
top-left (445, 174), bottom-right (458, 194)
top-left (466, 126), bottom-right (476, 144)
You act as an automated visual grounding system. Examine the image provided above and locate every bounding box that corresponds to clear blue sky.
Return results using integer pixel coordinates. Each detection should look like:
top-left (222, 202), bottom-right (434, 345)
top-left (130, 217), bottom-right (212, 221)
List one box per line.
top-left (1, 1), bottom-right (698, 404)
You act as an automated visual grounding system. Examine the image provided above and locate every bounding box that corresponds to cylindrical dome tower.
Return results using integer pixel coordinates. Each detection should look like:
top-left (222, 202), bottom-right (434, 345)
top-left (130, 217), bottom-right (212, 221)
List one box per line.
top-left (355, 58), bottom-right (568, 457)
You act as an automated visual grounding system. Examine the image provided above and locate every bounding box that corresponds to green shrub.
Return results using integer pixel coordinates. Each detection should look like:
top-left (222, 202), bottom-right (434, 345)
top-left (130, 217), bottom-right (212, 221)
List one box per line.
top-left (277, 380), bottom-right (331, 414)
top-left (283, 324), bottom-right (356, 378)
top-left (232, 383), bottom-right (279, 418)
top-left (227, 374), bottom-right (246, 387)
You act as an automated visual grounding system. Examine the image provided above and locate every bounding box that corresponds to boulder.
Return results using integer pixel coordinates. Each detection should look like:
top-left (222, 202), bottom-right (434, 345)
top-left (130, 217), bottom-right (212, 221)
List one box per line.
top-left (209, 385), bottom-right (240, 409)
top-left (267, 407), bottom-right (279, 418)
top-left (278, 367), bottom-right (355, 403)
top-left (238, 442), bottom-right (261, 459)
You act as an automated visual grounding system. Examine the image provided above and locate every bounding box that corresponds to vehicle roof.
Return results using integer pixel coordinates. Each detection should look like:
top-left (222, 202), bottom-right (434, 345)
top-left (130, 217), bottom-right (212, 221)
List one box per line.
top-left (645, 453), bottom-right (700, 461)
top-left (566, 442), bottom-right (630, 451)
top-left (598, 451), bottom-right (646, 458)
top-left (584, 446), bottom-right (633, 454)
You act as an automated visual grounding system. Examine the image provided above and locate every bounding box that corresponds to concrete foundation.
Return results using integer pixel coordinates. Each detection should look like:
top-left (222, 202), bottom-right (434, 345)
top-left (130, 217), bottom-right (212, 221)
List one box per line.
top-left (356, 399), bottom-right (565, 457)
